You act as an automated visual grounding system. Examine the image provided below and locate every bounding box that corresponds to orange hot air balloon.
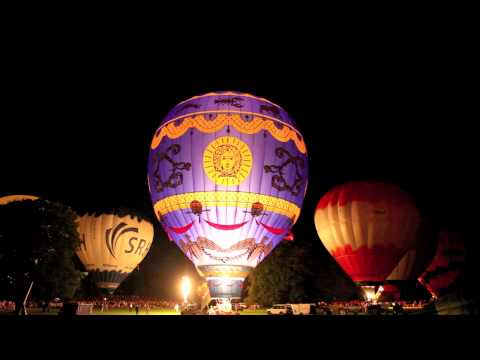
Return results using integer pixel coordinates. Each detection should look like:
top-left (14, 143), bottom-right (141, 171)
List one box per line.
top-left (314, 182), bottom-right (421, 300)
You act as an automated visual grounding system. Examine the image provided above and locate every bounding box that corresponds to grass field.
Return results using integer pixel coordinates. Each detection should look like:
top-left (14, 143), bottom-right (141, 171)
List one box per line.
top-left (0, 307), bottom-right (179, 316)
top-left (2, 307), bottom-right (268, 315)
top-left (93, 308), bottom-right (268, 315)
top-left (94, 309), bottom-right (268, 315)
top-left (2, 307), bottom-right (424, 316)
top-left (239, 309), bottom-right (267, 315)
top-left (93, 308), bottom-right (179, 315)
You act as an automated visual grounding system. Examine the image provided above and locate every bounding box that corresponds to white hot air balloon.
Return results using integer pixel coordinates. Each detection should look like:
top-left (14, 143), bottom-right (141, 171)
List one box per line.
top-left (76, 210), bottom-right (154, 295)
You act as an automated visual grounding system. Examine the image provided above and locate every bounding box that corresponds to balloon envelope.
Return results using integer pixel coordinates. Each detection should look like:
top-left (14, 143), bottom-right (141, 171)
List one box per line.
top-left (386, 220), bottom-right (437, 283)
top-left (147, 91), bottom-right (308, 298)
top-left (76, 211), bottom-right (154, 294)
top-left (0, 195), bottom-right (39, 205)
top-left (314, 182), bottom-right (420, 289)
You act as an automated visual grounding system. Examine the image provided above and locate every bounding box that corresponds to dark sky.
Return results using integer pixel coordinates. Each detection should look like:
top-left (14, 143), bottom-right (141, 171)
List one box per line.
top-left (1, 32), bottom-right (476, 299)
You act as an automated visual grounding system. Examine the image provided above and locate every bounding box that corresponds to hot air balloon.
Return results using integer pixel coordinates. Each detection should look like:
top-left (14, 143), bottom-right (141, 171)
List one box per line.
top-left (76, 209), bottom-right (154, 295)
top-left (314, 182), bottom-right (421, 301)
top-left (0, 194), bottom-right (39, 205)
top-left (381, 220), bottom-right (438, 301)
top-left (418, 231), bottom-right (465, 299)
top-left (147, 91), bottom-right (308, 301)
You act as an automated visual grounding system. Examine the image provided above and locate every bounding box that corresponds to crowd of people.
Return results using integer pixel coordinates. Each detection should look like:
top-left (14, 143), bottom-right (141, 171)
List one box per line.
top-left (1, 297), bottom-right (433, 315)
top-left (75, 295), bottom-right (178, 313)
top-left (316, 299), bottom-right (432, 315)
top-left (0, 301), bottom-right (16, 312)
top-left (0, 296), bottom-right (180, 314)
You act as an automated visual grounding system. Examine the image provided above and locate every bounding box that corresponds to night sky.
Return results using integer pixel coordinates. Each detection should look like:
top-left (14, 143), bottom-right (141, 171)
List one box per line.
top-left (1, 35), bottom-right (476, 300)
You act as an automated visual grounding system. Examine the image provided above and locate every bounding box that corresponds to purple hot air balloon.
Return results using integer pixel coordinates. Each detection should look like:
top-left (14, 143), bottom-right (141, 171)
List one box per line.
top-left (147, 91), bottom-right (309, 299)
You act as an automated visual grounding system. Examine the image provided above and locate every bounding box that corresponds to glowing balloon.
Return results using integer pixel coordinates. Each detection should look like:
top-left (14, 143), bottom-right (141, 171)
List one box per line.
top-left (76, 211), bottom-right (154, 294)
top-left (0, 195), bottom-right (39, 205)
top-left (147, 91), bottom-right (308, 299)
top-left (314, 182), bottom-right (420, 300)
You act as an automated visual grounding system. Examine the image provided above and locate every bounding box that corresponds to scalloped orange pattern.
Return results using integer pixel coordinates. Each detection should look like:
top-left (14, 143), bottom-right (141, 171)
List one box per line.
top-left (150, 113), bottom-right (307, 154)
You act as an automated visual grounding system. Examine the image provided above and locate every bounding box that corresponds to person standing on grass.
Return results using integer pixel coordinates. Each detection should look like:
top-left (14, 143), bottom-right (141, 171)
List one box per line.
top-left (135, 303), bottom-right (139, 315)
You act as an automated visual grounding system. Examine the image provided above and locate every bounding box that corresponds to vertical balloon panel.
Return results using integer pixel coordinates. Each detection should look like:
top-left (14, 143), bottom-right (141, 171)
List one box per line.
top-left (148, 92), bottom-right (308, 298)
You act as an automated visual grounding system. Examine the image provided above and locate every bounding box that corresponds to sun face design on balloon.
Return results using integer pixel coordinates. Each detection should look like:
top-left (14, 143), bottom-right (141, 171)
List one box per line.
top-left (215, 145), bottom-right (239, 176)
top-left (203, 136), bottom-right (252, 186)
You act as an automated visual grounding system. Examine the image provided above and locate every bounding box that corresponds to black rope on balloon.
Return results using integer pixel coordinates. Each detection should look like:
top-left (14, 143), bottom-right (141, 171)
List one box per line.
top-left (152, 144), bottom-right (191, 193)
top-left (264, 147), bottom-right (306, 196)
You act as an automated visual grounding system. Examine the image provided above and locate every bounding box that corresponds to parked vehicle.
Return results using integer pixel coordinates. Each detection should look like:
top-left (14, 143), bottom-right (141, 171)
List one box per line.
top-left (206, 299), bottom-right (238, 315)
top-left (231, 299), bottom-right (248, 311)
top-left (267, 304), bottom-right (293, 315)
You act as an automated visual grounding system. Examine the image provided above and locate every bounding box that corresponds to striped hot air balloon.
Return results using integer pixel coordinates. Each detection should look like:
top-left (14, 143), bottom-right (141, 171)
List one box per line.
top-left (314, 182), bottom-right (421, 300)
top-left (76, 210), bottom-right (154, 295)
top-left (418, 231), bottom-right (465, 299)
top-left (147, 91), bottom-right (308, 299)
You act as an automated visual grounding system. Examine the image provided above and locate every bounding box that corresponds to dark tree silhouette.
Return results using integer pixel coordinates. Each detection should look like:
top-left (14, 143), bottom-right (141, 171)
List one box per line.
top-left (245, 241), bottom-right (315, 306)
top-left (0, 199), bottom-right (82, 314)
top-left (245, 237), bottom-right (360, 306)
